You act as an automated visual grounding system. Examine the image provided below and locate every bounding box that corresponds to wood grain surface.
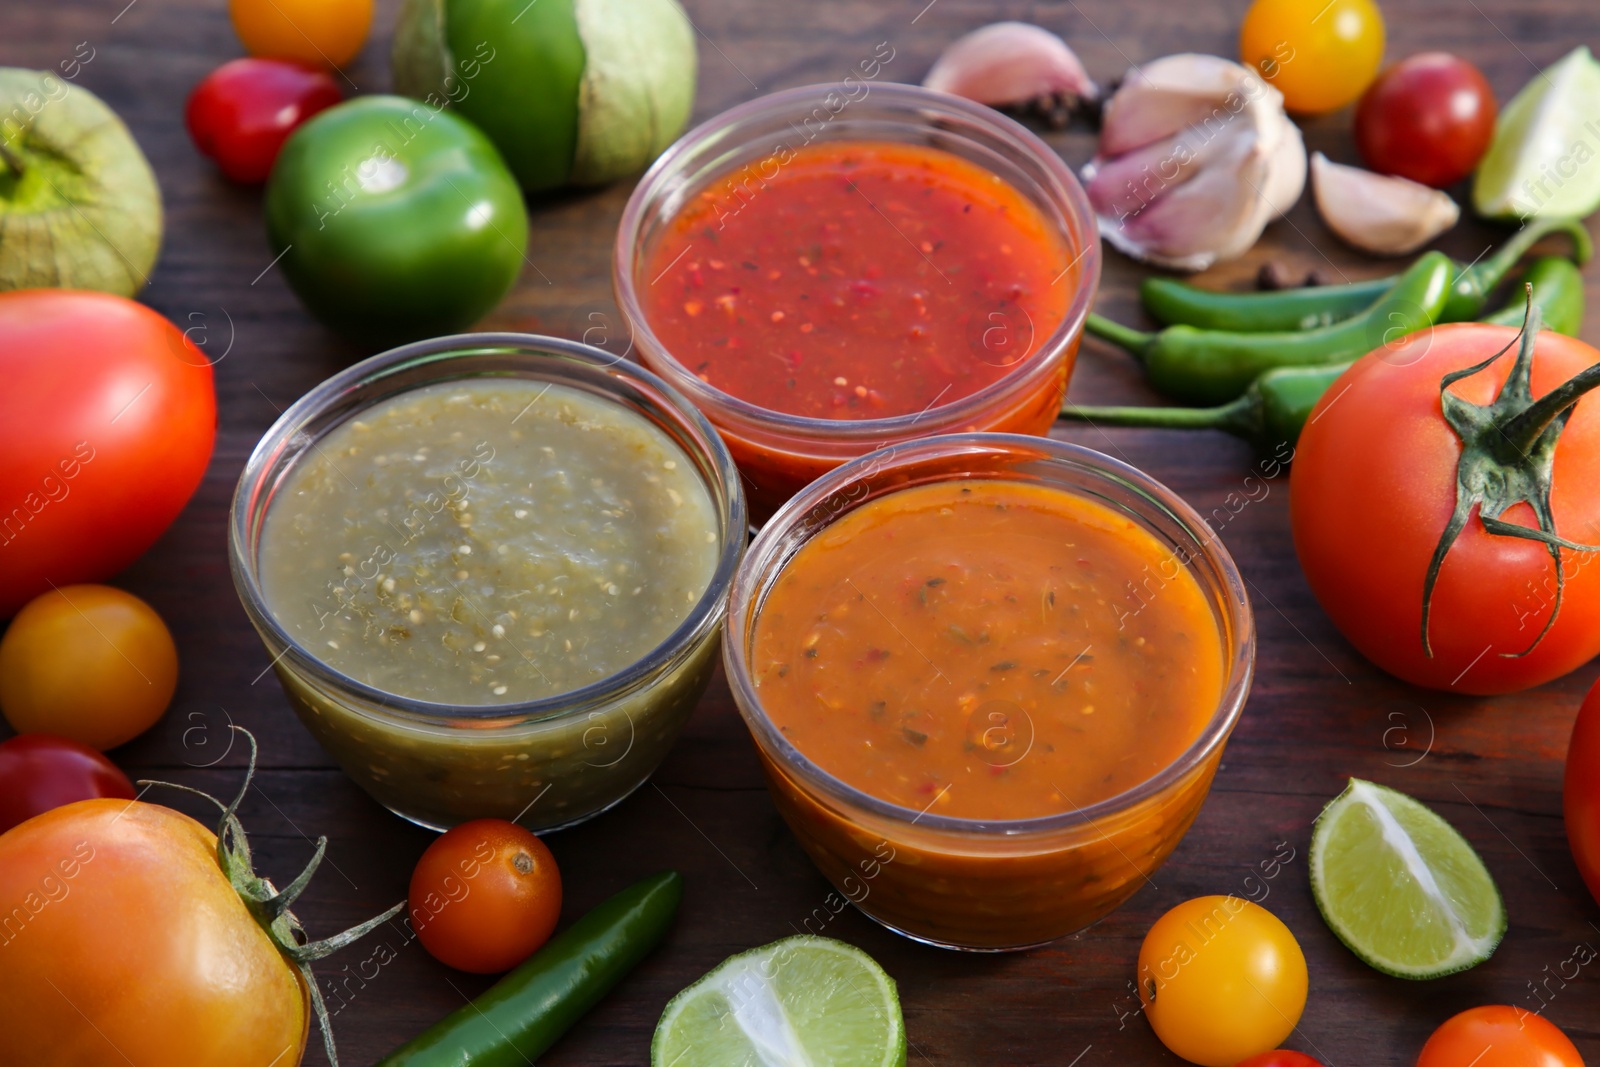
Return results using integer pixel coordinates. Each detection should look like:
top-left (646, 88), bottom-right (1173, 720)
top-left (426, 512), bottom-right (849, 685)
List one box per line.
top-left (6, 0), bottom-right (1600, 1063)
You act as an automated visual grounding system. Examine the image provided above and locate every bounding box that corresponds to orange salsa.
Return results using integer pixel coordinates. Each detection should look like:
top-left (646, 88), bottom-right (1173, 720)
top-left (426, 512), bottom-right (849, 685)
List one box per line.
top-left (640, 141), bottom-right (1073, 420)
top-left (750, 479), bottom-right (1225, 822)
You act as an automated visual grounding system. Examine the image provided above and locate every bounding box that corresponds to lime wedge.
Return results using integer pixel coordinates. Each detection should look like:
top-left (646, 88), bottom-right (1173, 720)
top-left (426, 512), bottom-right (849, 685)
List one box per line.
top-left (1310, 778), bottom-right (1505, 979)
top-left (1473, 46), bottom-right (1600, 219)
top-left (652, 936), bottom-right (907, 1067)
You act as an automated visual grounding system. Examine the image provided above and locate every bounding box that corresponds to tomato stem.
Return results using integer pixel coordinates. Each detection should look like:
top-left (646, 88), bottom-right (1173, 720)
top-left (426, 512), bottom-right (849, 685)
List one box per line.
top-left (139, 727), bottom-right (402, 1067)
top-left (1421, 288), bottom-right (1600, 663)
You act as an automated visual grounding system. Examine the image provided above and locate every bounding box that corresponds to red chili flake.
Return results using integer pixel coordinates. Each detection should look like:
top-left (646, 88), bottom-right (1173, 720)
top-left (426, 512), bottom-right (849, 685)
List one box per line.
top-left (864, 647), bottom-right (889, 663)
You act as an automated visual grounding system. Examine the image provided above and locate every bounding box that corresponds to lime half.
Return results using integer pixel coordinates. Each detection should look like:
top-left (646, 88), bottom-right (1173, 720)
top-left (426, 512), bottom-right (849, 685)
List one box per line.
top-left (652, 936), bottom-right (906, 1067)
top-left (1473, 46), bottom-right (1600, 219)
top-left (1310, 778), bottom-right (1505, 979)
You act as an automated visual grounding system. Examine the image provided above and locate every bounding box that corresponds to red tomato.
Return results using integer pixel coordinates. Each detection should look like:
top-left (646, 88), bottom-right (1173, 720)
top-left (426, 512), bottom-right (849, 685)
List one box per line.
top-left (0, 735), bottom-right (135, 834)
top-left (1235, 1053), bottom-right (1323, 1067)
top-left (1291, 324), bottom-right (1600, 694)
top-left (186, 58), bottom-right (341, 183)
top-left (1355, 53), bottom-right (1497, 188)
top-left (0, 292), bottom-right (216, 618)
top-left (1417, 1006), bottom-right (1582, 1067)
top-left (1564, 676), bottom-right (1600, 908)
top-left (0, 799), bottom-right (308, 1066)
top-left (409, 818), bottom-right (562, 973)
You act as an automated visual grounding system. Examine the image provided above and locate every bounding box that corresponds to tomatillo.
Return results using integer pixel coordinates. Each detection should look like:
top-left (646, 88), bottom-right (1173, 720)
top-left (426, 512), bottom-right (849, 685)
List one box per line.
top-left (264, 95), bottom-right (527, 345)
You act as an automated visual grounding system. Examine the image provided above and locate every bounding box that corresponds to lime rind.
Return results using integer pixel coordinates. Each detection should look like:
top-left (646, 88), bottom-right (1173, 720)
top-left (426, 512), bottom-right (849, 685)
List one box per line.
top-left (651, 935), bottom-right (907, 1067)
top-left (1310, 778), bottom-right (1505, 980)
top-left (1473, 45), bottom-right (1600, 220)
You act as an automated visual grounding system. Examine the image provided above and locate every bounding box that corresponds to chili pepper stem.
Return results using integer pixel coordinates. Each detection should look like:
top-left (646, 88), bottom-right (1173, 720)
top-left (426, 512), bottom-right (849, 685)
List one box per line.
top-left (1061, 397), bottom-right (1253, 435)
top-left (1085, 312), bottom-right (1154, 359)
top-left (1464, 216), bottom-right (1593, 292)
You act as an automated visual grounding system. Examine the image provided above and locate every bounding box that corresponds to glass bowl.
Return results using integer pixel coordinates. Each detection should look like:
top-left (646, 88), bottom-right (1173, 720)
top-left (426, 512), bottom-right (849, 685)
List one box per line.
top-left (230, 334), bottom-right (746, 832)
top-left (724, 433), bottom-right (1254, 950)
top-left (614, 82), bottom-right (1101, 521)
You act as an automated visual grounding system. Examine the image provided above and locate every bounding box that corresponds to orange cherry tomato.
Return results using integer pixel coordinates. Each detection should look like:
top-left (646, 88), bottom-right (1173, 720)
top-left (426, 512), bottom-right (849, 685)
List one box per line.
top-left (1417, 1006), bottom-right (1582, 1067)
top-left (0, 585), bottom-right (179, 750)
top-left (1240, 0), bottom-right (1385, 114)
top-left (409, 818), bottom-right (562, 974)
top-left (0, 799), bottom-right (307, 1067)
top-left (229, 0), bottom-right (372, 69)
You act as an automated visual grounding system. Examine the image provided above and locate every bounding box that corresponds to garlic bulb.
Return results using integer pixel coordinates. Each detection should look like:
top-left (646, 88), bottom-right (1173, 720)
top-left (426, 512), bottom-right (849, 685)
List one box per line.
top-left (923, 22), bottom-right (1097, 123)
top-left (1312, 153), bottom-right (1460, 256)
top-left (1082, 54), bottom-right (1306, 272)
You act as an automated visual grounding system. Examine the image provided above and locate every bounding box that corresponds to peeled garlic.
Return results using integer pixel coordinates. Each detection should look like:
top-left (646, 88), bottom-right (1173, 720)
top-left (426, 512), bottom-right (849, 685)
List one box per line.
top-left (1082, 54), bottom-right (1306, 271)
top-left (1312, 153), bottom-right (1460, 256)
top-left (923, 22), bottom-right (1097, 117)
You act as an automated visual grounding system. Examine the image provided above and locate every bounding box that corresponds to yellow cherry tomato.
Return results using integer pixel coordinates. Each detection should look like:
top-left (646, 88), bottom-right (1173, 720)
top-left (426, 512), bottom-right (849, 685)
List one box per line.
top-left (1240, 0), bottom-right (1385, 114)
top-left (0, 585), bottom-right (178, 750)
top-left (229, 0), bottom-right (373, 69)
top-left (1137, 896), bottom-right (1309, 1067)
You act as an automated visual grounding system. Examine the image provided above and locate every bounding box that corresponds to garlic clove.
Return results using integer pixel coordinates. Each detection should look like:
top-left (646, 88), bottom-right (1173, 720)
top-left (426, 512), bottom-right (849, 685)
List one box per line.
top-left (1311, 153), bottom-right (1460, 256)
top-left (1098, 53), bottom-right (1276, 157)
top-left (1100, 123), bottom-right (1279, 272)
top-left (1259, 118), bottom-right (1308, 219)
top-left (923, 22), bottom-right (1098, 111)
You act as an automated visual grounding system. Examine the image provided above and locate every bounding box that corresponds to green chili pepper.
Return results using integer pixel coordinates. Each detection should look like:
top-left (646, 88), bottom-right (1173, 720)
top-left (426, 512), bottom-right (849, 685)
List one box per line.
top-left (376, 871), bottom-right (683, 1067)
top-left (1087, 251), bottom-right (1454, 405)
top-left (1138, 216), bottom-right (1590, 332)
top-left (1064, 261), bottom-right (1586, 454)
top-left (1479, 257), bottom-right (1585, 334)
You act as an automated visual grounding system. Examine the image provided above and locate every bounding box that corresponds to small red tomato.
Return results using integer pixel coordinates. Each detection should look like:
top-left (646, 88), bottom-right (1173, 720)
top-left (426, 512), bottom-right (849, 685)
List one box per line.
top-left (0, 734), bottom-right (136, 834)
top-left (185, 57), bottom-right (341, 183)
top-left (1234, 1052), bottom-right (1323, 1067)
top-left (1564, 676), bottom-right (1600, 908)
top-left (1417, 1006), bottom-right (1582, 1067)
top-left (408, 818), bottom-right (562, 974)
top-left (1355, 52), bottom-right (1497, 188)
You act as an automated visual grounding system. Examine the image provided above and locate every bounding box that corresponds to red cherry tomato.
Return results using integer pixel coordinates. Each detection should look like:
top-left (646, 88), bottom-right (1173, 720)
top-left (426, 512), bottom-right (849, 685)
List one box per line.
top-left (0, 734), bottom-right (136, 834)
top-left (1234, 1052), bottom-right (1323, 1067)
top-left (185, 58), bottom-right (341, 183)
top-left (1417, 1006), bottom-right (1582, 1067)
top-left (0, 291), bottom-right (216, 619)
top-left (1355, 53), bottom-right (1497, 188)
top-left (408, 818), bottom-right (562, 974)
top-left (1564, 676), bottom-right (1600, 908)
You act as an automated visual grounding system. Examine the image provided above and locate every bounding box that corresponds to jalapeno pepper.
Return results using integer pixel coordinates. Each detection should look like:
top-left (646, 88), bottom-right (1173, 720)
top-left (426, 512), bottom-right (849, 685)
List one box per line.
top-left (1087, 251), bottom-right (1455, 405)
top-left (1139, 216), bottom-right (1590, 332)
top-left (1064, 260), bottom-right (1585, 455)
top-left (376, 871), bottom-right (683, 1067)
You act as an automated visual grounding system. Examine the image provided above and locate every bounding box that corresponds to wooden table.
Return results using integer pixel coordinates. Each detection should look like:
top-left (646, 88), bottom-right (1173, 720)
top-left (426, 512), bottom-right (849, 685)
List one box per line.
top-left (8, 0), bottom-right (1600, 1063)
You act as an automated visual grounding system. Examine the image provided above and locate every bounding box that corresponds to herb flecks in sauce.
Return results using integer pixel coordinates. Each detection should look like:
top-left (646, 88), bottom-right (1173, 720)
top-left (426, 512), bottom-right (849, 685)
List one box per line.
top-left (260, 380), bottom-right (719, 706)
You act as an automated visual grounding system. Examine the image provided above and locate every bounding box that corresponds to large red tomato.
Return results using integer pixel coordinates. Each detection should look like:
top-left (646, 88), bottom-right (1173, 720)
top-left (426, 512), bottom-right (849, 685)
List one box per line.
top-left (1291, 323), bottom-right (1600, 694)
top-left (0, 799), bottom-right (308, 1066)
top-left (1564, 676), bottom-right (1600, 908)
top-left (0, 291), bottom-right (216, 617)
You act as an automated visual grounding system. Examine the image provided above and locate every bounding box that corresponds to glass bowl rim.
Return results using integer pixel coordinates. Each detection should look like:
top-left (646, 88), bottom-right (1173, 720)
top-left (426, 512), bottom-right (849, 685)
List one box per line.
top-left (612, 81), bottom-right (1102, 441)
top-left (723, 432), bottom-right (1256, 836)
top-left (228, 332), bottom-right (748, 726)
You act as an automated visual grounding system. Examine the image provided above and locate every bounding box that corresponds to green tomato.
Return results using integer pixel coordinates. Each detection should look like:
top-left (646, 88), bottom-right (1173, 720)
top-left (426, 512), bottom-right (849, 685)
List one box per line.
top-left (264, 95), bottom-right (527, 346)
top-left (392, 0), bottom-right (696, 193)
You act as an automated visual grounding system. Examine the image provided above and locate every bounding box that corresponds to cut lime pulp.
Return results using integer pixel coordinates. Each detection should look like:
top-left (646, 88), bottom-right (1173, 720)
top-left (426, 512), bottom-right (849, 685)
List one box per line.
top-left (1473, 45), bottom-right (1600, 220)
top-left (652, 936), bottom-right (907, 1067)
top-left (1310, 778), bottom-right (1505, 979)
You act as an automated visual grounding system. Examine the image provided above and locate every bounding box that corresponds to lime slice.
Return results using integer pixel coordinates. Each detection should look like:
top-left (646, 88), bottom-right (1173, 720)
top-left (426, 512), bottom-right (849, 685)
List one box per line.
top-left (1473, 46), bottom-right (1600, 219)
top-left (652, 936), bottom-right (907, 1067)
top-left (1310, 778), bottom-right (1505, 979)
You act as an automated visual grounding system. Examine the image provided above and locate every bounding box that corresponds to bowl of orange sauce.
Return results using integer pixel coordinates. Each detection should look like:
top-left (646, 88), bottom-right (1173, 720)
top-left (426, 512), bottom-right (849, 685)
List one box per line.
top-left (724, 434), bottom-right (1255, 951)
top-left (614, 84), bottom-right (1100, 521)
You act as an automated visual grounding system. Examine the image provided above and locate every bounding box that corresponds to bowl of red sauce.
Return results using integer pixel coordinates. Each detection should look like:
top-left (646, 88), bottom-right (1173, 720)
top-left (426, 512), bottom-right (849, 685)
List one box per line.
top-left (724, 434), bottom-right (1254, 950)
top-left (614, 83), bottom-right (1100, 520)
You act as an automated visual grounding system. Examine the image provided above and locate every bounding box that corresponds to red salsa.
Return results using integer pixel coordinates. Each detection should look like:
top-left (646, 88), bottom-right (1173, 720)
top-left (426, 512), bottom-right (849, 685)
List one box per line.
top-left (640, 141), bottom-right (1073, 420)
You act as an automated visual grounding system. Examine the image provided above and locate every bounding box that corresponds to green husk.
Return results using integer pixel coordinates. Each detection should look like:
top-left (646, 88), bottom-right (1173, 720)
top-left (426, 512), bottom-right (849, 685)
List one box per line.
top-left (570, 0), bottom-right (696, 186)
